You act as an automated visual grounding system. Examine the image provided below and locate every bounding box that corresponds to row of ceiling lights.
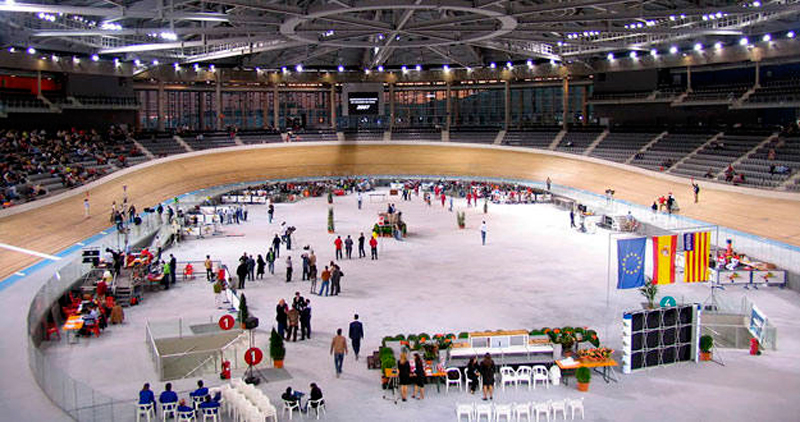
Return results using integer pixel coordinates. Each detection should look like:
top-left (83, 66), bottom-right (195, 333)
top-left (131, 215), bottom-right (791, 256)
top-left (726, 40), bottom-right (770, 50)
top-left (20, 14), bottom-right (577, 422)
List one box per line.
top-left (605, 31), bottom-right (795, 61)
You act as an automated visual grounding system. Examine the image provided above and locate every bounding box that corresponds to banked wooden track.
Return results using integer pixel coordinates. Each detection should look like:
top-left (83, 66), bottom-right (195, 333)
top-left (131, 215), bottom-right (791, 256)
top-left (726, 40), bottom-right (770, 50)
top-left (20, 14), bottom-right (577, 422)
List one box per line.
top-left (1, 142), bottom-right (799, 282)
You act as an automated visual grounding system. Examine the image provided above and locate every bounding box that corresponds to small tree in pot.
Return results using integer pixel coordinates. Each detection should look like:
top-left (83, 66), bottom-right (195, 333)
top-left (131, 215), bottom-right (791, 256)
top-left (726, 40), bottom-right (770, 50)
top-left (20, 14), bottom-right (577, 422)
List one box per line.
top-left (456, 211), bottom-right (466, 229)
top-left (327, 207), bottom-right (335, 233)
top-left (699, 335), bottom-right (713, 361)
top-left (238, 294), bottom-right (249, 329)
top-left (576, 366), bottom-right (591, 391)
top-left (270, 328), bottom-right (286, 368)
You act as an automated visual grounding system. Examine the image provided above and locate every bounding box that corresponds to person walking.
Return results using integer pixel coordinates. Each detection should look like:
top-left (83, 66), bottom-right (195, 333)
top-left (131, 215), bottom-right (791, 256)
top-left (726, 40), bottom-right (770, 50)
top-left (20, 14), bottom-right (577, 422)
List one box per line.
top-left (256, 254), bottom-right (265, 279)
top-left (479, 353), bottom-right (495, 401)
top-left (546, 177), bottom-right (552, 192)
top-left (570, 208), bottom-right (576, 228)
top-left (285, 256), bottom-right (293, 282)
top-left (266, 248), bottom-right (275, 275)
top-left (358, 233), bottom-right (366, 258)
top-left (275, 300), bottom-right (288, 339)
top-left (334, 236), bottom-right (343, 260)
top-left (236, 259), bottom-right (248, 289)
top-left (357, 192), bottom-right (363, 210)
top-left (161, 259), bottom-right (172, 290)
top-left (247, 254), bottom-right (255, 281)
top-left (204, 255), bottom-right (214, 281)
top-left (213, 278), bottom-right (225, 309)
top-left (369, 236), bottom-right (378, 260)
top-left (301, 253), bottom-right (310, 281)
top-left (348, 314), bottom-right (364, 361)
top-left (300, 299), bottom-right (311, 340)
top-left (319, 266), bottom-right (331, 296)
top-left (169, 254), bottom-right (177, 286)
top-left (344, 235), bottom-right (353, 259)
top-left (330, 265), bottom-right (343, 296)
top-left (268, 204), bottom-right (274, 224)
top-left (330, 328), bottom-right (348, 378)
top-left (83, 197), bottom-right (90, 218)
top-left (272, 234), bottom-right (281, 258)
top-left (287, 307), bottom-right (299, 342)
top-left (480, 221), bottom-right (487, 246)
top-left (412, 353), bottom-right (426, 400)
top-left (308, 250), bottom-right (317, 282)
top-left (692, 179), bottom-right (700, 203)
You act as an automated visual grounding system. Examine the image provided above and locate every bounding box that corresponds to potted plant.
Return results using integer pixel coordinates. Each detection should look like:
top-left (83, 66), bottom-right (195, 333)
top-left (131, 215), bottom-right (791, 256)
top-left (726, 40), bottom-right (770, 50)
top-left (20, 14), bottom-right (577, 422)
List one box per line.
top-left (238, 294), bottom-right (249, 329)
top-left (639, 276), bottom-right (658, 309)
top-left (548, 327), bottom-right (577, 357)
top-left (699, 335), bottom-right (713, 361)
top-left (576, 366), bottom-right (591, 391)
top-left (456, 211), bottom-right (466, 229)
top-left (327, 207), bottom-right (335, 233)
top-left (379, 347), bottom-right (397, 387)
top-left (270, 328), bottom-right (286, 368)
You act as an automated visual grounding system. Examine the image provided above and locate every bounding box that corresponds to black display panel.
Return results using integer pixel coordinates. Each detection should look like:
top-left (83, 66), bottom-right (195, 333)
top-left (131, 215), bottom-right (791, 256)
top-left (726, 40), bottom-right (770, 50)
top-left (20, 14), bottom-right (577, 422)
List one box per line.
top-left (348, 92), bottom-right (380, 115)
top-left (631, 332), bottom-right (644, 351)
top-left (631, 312), bottom-right (644, 331)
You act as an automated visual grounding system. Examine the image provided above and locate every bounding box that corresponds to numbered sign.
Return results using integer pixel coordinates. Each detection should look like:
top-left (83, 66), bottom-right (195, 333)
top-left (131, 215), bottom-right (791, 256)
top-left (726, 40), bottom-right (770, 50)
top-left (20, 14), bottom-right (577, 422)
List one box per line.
top-left (660, 296), bottom-right (677, 307)
top-left (244, 347), bottom-right (263, 366)
top-left (218, 315), bottom-right (235, 331)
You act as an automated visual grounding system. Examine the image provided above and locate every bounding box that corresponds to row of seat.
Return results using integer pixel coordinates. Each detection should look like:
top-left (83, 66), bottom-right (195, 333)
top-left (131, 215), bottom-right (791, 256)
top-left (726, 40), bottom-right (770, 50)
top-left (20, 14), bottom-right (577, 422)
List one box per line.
top-left (224, 380), bottom-right (278, 422)
top-left (444, 365), bottom-right (562, 394)
top-left (456, 399), bottom-right (585, 422)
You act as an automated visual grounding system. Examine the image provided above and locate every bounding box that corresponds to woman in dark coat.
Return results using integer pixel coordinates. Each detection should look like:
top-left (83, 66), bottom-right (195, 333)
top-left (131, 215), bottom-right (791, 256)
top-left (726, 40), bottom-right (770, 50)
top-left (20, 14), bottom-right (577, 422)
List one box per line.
top-left (397, 353), bottom-right (411, 402)
top-left (412, 353), bottom-right (426, 400)
top-left (256, 255), bottom-right (265, 279)
top-left (466, 356), bottom-right (480, 394)
top-left (479, 353), bottom-right (495, 401)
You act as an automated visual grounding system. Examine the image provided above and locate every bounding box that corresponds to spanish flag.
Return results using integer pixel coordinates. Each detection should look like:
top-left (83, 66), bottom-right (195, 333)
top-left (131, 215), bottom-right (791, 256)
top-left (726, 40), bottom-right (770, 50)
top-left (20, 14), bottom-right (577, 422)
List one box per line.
top-left (652, 235), bottom-right (677, 285)
top-left (683, 231), bottom-right (711, 282)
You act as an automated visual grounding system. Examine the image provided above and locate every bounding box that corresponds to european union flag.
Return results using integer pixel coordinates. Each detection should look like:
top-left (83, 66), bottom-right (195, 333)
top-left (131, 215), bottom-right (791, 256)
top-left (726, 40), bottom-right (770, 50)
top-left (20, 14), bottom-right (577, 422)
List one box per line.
top-left (618, 237), bottom-right (646, 289)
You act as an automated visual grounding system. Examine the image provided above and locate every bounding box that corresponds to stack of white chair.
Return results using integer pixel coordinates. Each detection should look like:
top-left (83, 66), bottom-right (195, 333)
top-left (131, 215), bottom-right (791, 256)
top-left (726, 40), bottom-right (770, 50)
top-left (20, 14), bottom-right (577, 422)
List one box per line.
top-left (494, 403), bottom-right (513, 422)
top-left (531, 401), bottom-right (550, 422)
top-left (513, 402), bottom-right (531, 422)
top-left (550, 400), bottom-right (567, 420)
top-left (515, 366), bottom-right (533, 391)
top-left (224, 378), bottom-right (279, 422)
top-left (549, 366), bottom-right (561, 387)
top-left (567, 398), bottom-right (585, 420)
top-left (456, 403), bottom-right (475, 422)
top-left (475, 403), bottom-right (493, 422)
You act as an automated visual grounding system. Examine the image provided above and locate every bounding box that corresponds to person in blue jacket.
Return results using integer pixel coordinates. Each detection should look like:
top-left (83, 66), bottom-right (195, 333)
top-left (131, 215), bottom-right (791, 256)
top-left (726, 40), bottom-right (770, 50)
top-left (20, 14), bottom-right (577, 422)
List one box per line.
top-left (159, 382), bottom-right (178, 405)
top-left (190, 380), bottom-right (209, 399)
top-left (139, 383), bottom-right (156, 414)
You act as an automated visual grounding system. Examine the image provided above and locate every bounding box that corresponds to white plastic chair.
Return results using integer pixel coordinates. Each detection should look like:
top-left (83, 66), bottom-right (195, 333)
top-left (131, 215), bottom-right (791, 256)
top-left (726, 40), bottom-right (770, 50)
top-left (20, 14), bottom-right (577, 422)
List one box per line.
top-left (161, 402), bottom-right (177, 421)
top-left (191, 396), bottom-right (206, 412)
top-left (494, 403), bottom-right (513, 422)
top-left (532, 366), bottom-right (549, 389)
top-left (456, 403), bottom-right (475, 422)
top-left (476, 403), bottom-right (493, 422)
top-left (550, 400), bottom-right (567, 420)
top-left (549, 365), bottom-right (561, 387)
top-left (177, 409), bottom-right (195, 422)
top-left (500, 367), bottom-right (517, 391)
top-left (567, 398), bottom-right (585, 420)
top-left (283, 399), bottom-right (302, 420)
top-left (307, 398), bottom-right (326, 419)
top-left (513, 402), bottom-right (531, 422)
top-left (446, 367), bottom-right (463, 393)
top-left (261, 403), bottom-right (278, 422)
top-left (200, 407), bottom-right (220, 422)
top-left (532, 401), bottom-right (550, 422)
top-left (137, 403), bottom-right (155, 422)
top-left (516, 366), bottom-right (533, 391)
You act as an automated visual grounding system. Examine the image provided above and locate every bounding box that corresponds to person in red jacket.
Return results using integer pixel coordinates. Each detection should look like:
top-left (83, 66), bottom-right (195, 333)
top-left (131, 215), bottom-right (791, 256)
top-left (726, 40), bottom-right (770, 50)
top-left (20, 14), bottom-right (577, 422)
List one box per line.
top-left (440, 193), bottom-right (446, 207)
top-left (334, 236), bottom-right (343, 260)
top-left (369, 236), bottom-right (378, 260)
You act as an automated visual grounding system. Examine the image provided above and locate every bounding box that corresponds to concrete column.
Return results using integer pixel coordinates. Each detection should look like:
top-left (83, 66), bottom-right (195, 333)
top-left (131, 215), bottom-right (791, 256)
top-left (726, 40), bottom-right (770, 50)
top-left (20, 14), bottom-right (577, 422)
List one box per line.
top-left (241, 92), bottom-right (247, 129)
top-left (445, 82), bottom-right (452, 130)
top-left (582, 85), bottom-right (589, 126)
top-left (273, 84), bottom-right (279, 130)
top-left (687, 66), bottom-right (692, 92)
top-left (215, 72), bottom-right (223, 130)
top-left (262, 91), bottom-right (269, 129)
top-left (36, 70), bottom-right (42, 95)
top-left (755, 60), bottom-right (761, 88)
top-left (389, 83), bottom-right (395, 131)
top-left (517, 86), bottom-right (523, 129)
top-left (157, 81), bottom-right (165, 131)
top-left (504, 79), bottom-right (511, 129)
top-left (199, 92), bottom-right (205, 130)
top-left (562, 77), bottom-right (569, 130)
top-left (330, 84), bottom-right (337, 130)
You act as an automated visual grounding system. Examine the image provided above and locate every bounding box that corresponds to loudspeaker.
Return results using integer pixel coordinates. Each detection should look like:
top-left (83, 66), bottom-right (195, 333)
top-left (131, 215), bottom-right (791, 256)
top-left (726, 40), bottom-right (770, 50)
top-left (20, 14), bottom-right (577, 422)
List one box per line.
top-left (143, 207), bottom-right (154, 213)
top-left (244, 316), bottom-right (259, 330)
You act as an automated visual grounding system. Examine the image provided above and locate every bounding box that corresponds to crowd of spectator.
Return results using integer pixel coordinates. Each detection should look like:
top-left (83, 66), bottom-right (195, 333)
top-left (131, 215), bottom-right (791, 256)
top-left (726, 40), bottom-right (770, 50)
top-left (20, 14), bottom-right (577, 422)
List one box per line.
top-left (0, 126), bottom-right (141, 207)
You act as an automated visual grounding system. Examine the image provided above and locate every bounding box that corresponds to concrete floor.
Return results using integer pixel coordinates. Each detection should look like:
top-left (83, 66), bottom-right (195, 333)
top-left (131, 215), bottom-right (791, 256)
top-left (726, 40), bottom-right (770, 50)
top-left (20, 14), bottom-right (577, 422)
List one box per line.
top-left (43, 188), bottom-right (800, 421)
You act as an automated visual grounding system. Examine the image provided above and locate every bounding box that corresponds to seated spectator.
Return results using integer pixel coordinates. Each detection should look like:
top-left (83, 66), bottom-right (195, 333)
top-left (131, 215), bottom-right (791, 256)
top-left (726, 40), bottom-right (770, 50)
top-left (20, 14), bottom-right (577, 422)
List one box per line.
top-left (309, 383), bottom-right (324, 409)
top-left (190, 380), bottom-right (208, 398)
top-left (282, 386), bottom-right (303, 406)
top-left (176, 399), bottom-right (193, 413)
top-left (198, 395), bottom-right (220, 412)
top-left (139, 383), bottom-right (156, 408)
top-left (704, 168), bottom-right (715, 179)
top-left (159, 382), bottom-right (178, 404)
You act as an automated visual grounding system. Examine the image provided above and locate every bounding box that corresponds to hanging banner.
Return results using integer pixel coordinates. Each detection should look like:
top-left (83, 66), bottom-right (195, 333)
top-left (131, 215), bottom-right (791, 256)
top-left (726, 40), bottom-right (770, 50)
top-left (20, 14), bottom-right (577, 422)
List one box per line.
top-left (617, 237), bottom-right (646, 289)
top-left (652, 235), bottom-right (677, 285)
top-left (683, 231), bottom-right (711, 282)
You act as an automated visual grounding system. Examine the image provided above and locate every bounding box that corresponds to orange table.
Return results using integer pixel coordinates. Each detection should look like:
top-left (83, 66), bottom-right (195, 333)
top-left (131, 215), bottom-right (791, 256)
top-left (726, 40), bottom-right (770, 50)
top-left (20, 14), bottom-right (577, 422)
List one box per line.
top-left (384, 367), bottom-right (447, 392)
top-left (62, 315), bottom-right (84, 344)
top-left (556, 358), bottom-right (618, 384)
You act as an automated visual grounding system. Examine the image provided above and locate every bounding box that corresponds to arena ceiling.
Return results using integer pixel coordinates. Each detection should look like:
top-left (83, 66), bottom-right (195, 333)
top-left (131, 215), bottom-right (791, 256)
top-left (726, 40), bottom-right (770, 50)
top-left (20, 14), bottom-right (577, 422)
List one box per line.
top-left (1, 0), bottom-right (798, 71)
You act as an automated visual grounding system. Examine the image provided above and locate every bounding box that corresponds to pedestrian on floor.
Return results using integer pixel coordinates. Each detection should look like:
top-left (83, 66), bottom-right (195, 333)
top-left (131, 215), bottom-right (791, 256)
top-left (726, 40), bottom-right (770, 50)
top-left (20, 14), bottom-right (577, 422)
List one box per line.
top-left (412, 353), bottom-right (426, 400)
top-left (358, 233), bottom-right (366, 258)
top-left (256, 255), bottom-right (265, 279)
top-left (300, 299), bottom-right (311, 340)
top-left (449, 197), bottom-right (453, 212)
top-left (285, 256), bottom-right (293, 282)
top-left (275, 299), bottom-right (288, 338)
top-left (287, 307), bottom-right (299, 341)
top-left (266, 248), bottom-right (276, 275)
top-left (205, 255), bottom-right (214, 281)
top-left (330, 328), bottom-right (348, 378)
top-left (357, 192), bottom-right (362, 210)
top-left (479, 353), bottom-right (496, 401)
top-left (308, 250), bottom-right (317, 282)
top-left (334, 236), bottom-right (343, 260)
top-left (247, 254), bottom-right (255, 281)
top-left (570, 209), bottom-right (576, 228)
top-left (348, 314), bottom-right (364, 361)
top-left (330, 264), bottom-right (343, 295)
top-left (83, 197), bottom-right (90, 218)
top-left (480, 221), bottom-right (487, 246)
top-left (213, 278), bottom-right (224, 309)
top-left (272, 234), bottom-right (281, 258)
top-left (162, 259), bottom-right (171, 290)
top-left (369, 236), bottom-right (378, 260)
top-left (692, 179), bottom-right (700, 203)
top-left (236, 259), bottom-right (248, 289)
top-left (546, 177), bottom-right (552, 192)
top-left (301, 252), bottom-right (310, 281)
top-left (344, 235), bottom-right (353, 259)
top-left (268, 204), bottom-right (274, 224)
top-left (319, 266), bottom-right (331, 296)
top-left (169, 254), bottom-right (177, 285)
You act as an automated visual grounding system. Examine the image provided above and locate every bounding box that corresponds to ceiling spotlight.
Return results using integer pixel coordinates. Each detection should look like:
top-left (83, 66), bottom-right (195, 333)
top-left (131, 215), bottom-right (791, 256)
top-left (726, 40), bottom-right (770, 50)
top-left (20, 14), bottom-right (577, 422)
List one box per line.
top-left (739, 37), bottom-right (749, 46)
top-left (788, 31), bottom-right (796, 39)
top-left (295, 64), bottom-right (303, 72)
top-left (209, 64), bottom-right (215, 72)
top-left (27, 47), bottom-right (36, 55)
top-left (401, 65), bottom-right (408, 73)
top-left (51, 54), bottom-right (58, 62)
top-left (506, 61), bottom-right (513, 69)
top-left (715, 12), bottom-right (722, 18)
top-left (377, 65), bottom-right (384, 72)
top-left (113, 58), bottom-right (120, 66)
top-left (526, 59), bottom-right (534, 68)
top-left (281, 66), bottom-right (288, 73)
top-left (173, 62), bottom-right (180, 70)
top-left (337, 65), bottom-right (344, 72)
top-left (152, 59), bottom-right (159, 65)
top-left (752, 1), bottom-right (761, 6)
top-left (489, 62), bottom-right (496, 69)
top-left (466, 66), bottom-right (472, 72)
top-left (670, 46), bottom-right (678, 54)
top-left (255, 67), bottom-right (260, 72)
top-left (550, 59), bottom-right (557, 65)
top-left (73, 56), bottom-right (80, 64)
top-left (134, 59), bottom-right (141, 66)
top-left (365, 68), bottom-right (371, 74)
top-left (8, 47), bottom-right (15, 53)
top-left (415, 64), bottom-right (422, 71)
top-left (607, 52), bottom-right (615, 61)
top-left (629, 51), bottom-right (637, 59)
top-left (669, 15), bottom-right (676, 21)
top-left (762, 34), bottom-right (771, 42)
top-left (714, 41), bottom-right (723, 50)
top-left (443, 64), bottom-right (450, 72)
top-left (650, 49), bottom-right (658, 57)
top-left (91, 54), bottom-right (99, 62)
top-left (693, 43), bottom-right (703, 51)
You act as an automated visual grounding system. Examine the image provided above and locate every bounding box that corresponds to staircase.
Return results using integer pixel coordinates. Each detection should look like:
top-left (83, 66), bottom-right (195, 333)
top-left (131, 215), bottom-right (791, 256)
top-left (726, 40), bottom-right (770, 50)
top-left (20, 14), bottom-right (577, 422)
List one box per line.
top-left (132, 138), bottom-right (155, 159)
top-left (549, 130), bottom-right (567, 150)
top-left (715, 132), bottom-right (779, 179)
top-left (583, 129), bottom-right (609, 156)
top-left (494, 130), bottom-right (506, 145)
top-left (668, 132), bottom-right (724, 172)
top-left (174, 136), bottom-right (193, 152)
top-left (670, 91), bottom-right (689, 106)
top-left (625, 131), bottom-right (668, 164)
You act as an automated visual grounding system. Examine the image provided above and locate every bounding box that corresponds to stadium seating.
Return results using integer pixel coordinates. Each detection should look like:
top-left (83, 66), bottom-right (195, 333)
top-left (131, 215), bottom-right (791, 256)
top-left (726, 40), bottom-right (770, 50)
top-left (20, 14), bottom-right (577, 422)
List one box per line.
top-left (503, 129), bottom-right (559, 149)
top-left (590, 131), bottom-right (659, 163)
top-left (449, 127), bottom-right (500, 144)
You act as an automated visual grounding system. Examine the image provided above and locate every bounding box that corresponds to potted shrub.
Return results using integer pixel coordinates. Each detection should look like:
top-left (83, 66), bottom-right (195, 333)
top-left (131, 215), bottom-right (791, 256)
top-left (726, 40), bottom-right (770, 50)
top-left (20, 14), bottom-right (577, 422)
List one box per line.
top-left (576, 366), bottom-right (591, 391)
top-left (379, 347), bottom-right (397, 387)
top-left (327, 190), bottom-right (333, 204)
top-left (699, 335), bottom-right (713, 361)
top-left (270, 328), bottom-right (286, 368)
top-left (327, 207), bottom-right (335, 233)
top-left (639, 277), bottom-right (658, 309)
top-left (238, 294), bottom-right (249, 329)
top-left (456, 211), bottom-right (466, 229)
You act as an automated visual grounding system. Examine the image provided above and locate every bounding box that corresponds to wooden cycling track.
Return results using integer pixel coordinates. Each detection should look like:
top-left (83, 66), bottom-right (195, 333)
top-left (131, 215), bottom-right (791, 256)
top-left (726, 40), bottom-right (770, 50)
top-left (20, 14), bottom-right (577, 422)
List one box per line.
top-left (1, 142), bottom-right (799, 282)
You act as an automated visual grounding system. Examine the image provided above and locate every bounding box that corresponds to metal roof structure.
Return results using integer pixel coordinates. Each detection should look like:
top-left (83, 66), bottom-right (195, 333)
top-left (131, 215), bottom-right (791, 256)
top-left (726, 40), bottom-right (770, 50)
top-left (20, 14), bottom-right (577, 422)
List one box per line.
top-left (1, 0), bottom-right (798, 70)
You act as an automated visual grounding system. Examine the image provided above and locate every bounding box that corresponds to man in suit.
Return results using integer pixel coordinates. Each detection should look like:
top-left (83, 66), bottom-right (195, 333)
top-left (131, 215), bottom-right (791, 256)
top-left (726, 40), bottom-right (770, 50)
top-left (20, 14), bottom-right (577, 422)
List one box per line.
top-left (348, 314), bottom-right (364, 361)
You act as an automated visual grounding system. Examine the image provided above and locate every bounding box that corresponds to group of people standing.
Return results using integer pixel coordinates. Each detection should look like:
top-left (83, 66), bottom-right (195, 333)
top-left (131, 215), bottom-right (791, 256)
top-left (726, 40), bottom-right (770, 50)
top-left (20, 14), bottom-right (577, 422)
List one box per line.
top-left (333, 233), bottom-right (379, 261)
top-left (275, 293), bottom-right (312, 342)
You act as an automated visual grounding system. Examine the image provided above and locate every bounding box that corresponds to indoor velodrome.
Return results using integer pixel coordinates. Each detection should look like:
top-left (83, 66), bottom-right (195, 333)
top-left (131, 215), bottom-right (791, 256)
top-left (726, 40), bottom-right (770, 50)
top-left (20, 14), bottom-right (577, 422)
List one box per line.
top-left (2, 1), bottom-right (800, 421)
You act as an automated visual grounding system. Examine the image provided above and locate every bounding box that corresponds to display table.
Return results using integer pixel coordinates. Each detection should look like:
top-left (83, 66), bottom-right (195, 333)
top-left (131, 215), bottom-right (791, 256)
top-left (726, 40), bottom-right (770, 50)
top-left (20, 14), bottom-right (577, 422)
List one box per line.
top-left (63, 315), bottom-right (84, 344)
top-left (384, 366), bottom-right (447, 392)
top-left (448, 330), bottom-right (555, 366)
top-left (556, 358), bottom-right (618, 384)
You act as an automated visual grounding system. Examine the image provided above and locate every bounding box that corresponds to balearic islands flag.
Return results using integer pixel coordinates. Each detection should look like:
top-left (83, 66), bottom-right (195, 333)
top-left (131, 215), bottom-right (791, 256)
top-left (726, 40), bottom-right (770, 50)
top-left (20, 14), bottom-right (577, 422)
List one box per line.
top-left (683, 231), bottom-right (711, 282)
top-left (652, 235), bottom-right (677, 285)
